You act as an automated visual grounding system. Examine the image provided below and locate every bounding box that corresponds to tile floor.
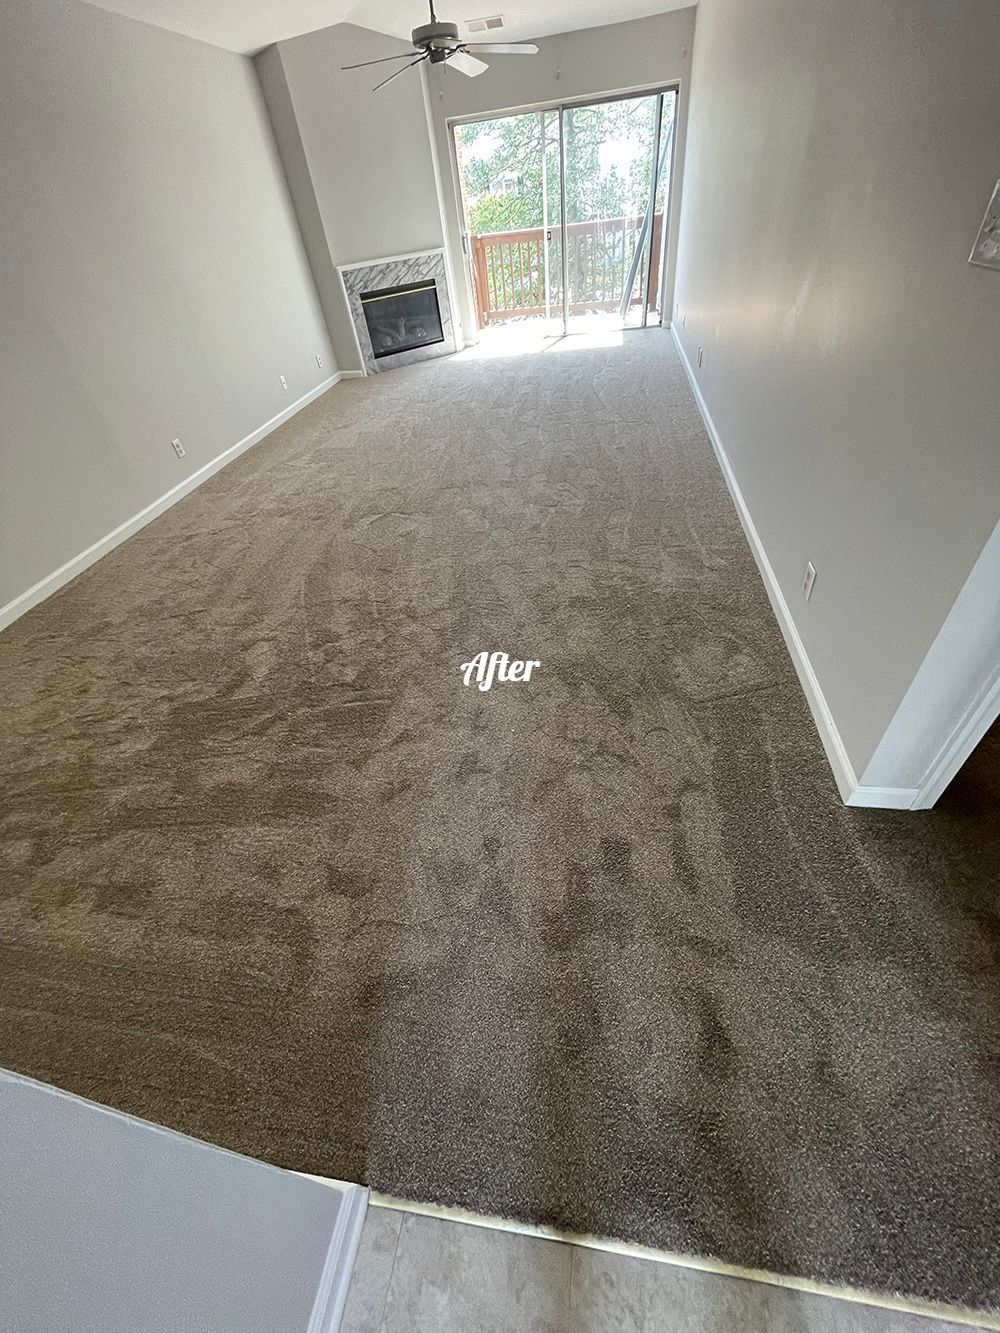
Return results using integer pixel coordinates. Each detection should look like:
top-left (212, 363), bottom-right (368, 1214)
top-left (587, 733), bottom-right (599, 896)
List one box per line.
top-left (340, 1204), bottom-right (990, 1333)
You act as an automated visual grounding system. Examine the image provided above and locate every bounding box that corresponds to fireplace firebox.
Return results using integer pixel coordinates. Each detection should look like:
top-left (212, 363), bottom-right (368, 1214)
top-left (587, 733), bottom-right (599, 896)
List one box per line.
top-left (360, 281), bottom-right (445, 360)
top-left (340, 250), bottom-right (455, 373)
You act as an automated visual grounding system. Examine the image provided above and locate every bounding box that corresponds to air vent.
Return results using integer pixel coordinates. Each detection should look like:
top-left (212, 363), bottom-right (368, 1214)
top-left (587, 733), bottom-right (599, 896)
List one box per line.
top-left (466, 14), bottom-right (504, 32)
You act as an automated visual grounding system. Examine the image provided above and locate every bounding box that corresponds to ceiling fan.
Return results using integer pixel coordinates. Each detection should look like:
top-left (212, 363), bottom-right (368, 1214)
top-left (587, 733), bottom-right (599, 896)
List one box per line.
top-left (342, 1), bottom-right (539, 92)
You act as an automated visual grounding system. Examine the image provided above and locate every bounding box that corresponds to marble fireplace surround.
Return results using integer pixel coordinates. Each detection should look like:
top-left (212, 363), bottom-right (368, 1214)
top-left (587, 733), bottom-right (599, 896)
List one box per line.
top-left (338, 249), bottom-right (457, 375)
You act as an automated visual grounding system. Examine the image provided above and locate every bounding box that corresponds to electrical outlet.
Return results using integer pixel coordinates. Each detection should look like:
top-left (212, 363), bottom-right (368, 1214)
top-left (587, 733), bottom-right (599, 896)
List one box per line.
top-left (315, 353), bottom-right (324, 369)
top-left (802, 560), bottom-right (817, 601)
top-left (171, 438), bottom-right (186, 459)
top-left (697, 346), bottom-right (704, 368)
top-left (279, 374), bottom-right (288, 390)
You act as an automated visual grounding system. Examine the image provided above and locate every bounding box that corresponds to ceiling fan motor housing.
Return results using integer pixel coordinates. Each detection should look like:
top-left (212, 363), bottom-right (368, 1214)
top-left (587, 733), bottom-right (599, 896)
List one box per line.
top-left (412, 20), bottom-right (461, 55)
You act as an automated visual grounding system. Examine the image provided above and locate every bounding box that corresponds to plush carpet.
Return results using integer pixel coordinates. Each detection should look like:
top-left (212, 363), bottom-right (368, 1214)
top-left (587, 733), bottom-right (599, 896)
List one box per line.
top-left (2, 330), bottom-right (998, 1313)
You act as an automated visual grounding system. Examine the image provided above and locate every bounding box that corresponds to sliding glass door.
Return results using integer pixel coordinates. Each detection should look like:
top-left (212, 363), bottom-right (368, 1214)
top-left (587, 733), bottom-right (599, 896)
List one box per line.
top-left (561, 91), bottom-right (674, 331)
top-left (540, 108), bottom-right (564, 334)
top-left (452, 87), bottom-right (676, 337)
top-left (454, 108), bottom-right (563, 334)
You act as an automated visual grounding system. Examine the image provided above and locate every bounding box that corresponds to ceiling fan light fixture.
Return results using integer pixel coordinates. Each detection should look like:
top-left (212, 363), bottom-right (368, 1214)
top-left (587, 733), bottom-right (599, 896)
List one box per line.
top-left (343, 0), bottom-right (537, 90)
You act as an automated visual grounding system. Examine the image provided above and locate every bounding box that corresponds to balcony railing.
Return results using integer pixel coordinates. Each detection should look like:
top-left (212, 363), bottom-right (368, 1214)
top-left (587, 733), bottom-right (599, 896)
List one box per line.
top-left (469, 213), bottom-right (663, 327)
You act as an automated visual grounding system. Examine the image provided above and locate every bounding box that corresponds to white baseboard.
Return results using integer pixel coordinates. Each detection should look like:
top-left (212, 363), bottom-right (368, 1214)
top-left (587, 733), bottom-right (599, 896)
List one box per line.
top-left (669, 327), bottom-right (915, 811)
top-left (911, 665), bottom-right (1000, 810)
top-left (338, 369), bottom-right (366, 379)
top-left (844, 785), bottom-right (920, 810)
top-left (0, 373), bottom-right (343, 632)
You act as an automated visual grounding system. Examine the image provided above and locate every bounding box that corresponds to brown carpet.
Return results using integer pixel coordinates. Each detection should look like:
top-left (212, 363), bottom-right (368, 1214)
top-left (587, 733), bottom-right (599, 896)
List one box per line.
top-left (2, 330), bottom-right (999, 1312)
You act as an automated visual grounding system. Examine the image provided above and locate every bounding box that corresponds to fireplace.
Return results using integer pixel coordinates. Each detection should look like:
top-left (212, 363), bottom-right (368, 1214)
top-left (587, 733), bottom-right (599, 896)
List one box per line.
top-left (339, 250), bottom-right (456, 374)
top-left (360, 280), bottom-right (444, 360)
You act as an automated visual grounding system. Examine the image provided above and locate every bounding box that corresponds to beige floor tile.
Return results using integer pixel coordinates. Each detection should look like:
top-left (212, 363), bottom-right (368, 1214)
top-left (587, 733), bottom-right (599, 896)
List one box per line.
top-left (568, 1247), bottom-right (986, 1333)
top-left (340, 1205), bottom-right (404, 1333)
top-left (379, 1212), bottom-right (571, 1333)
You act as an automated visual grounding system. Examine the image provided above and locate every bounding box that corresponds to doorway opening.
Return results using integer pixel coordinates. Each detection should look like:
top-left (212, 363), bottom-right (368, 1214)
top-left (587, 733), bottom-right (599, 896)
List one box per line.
top-left (451, 88), bottom-right (677, 344)
top-left (940, 715), bottom-right (1000, 813)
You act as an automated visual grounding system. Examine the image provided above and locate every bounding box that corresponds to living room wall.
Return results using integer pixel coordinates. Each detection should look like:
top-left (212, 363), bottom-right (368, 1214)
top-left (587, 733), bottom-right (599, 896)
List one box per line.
top-left (1, 0), bottom-right (335, 621)
top-left (257, 24), bottom-right (447, 373)
top-left (673, 0), bottom-right (1000, 782)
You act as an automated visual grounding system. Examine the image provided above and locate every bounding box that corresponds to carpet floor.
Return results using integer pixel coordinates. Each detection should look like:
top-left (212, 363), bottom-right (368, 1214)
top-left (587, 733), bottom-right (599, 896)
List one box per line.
top-left (2, 331), bottom-right (998, 1312)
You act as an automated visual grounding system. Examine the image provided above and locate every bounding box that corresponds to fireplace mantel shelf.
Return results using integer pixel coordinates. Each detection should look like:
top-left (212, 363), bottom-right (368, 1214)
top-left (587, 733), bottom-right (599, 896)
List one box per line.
top-left (339, 247), bottom-right (446, 273)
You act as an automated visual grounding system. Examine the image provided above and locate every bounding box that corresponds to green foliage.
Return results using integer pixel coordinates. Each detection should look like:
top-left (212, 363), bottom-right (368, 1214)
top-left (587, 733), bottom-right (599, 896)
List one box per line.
top-left (466, 188), bottom-right (538, 235)
top-left (459, 111), bottom-right (552, 233)
top-left (457, 96), bottom-right (673, 237)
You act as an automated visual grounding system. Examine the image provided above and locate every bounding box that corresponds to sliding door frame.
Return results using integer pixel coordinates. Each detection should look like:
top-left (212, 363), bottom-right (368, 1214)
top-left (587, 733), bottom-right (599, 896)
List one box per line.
top-left (559, 87), bottom-right (669, 334)
top-left (642, 92), bottom-right (666, 327)
top-left (557, 104), bottom-right (569, 333)
top-left (447, 81), bottom-right (681, 339)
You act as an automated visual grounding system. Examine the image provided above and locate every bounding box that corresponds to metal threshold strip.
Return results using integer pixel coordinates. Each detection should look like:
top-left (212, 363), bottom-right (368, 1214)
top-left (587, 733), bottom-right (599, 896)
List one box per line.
top-left (361, 284), bottom-right (437, 304)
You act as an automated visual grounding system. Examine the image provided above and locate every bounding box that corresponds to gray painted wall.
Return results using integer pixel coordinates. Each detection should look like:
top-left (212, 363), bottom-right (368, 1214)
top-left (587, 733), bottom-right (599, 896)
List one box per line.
top-left (256, 43), bottom-right (353, 372)
top-left (258, 24), bottom-right (447, 373)
top-left (673, 0), bottom-right (1000, 775)
top-left (427, 9), bottom-right (698, 344)
top-left (0, 1069), bottom-right (362, 1332)
top-left (1, 0), bottom-right (335, 614)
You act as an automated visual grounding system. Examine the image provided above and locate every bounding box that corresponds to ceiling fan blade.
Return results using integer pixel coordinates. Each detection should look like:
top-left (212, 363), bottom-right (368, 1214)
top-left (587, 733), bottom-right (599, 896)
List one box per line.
top-left (372, 53), bottom-right (428, 91)
top-left (463, 43), bottom-right (539, 54)
top-left (448, 49), bottom-right (489, 77)
top-left (341, 51), bottom-right (419, 69)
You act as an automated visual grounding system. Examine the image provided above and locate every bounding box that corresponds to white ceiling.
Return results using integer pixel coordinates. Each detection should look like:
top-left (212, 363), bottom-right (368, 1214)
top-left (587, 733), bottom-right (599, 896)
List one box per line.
top-left (80, 0), bottom-right (692, 56)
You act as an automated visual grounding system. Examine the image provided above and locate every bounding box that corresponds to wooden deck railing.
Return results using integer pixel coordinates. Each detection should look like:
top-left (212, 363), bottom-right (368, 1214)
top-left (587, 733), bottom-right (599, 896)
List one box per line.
top-left (469, 213), bottom-right (663, 326)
